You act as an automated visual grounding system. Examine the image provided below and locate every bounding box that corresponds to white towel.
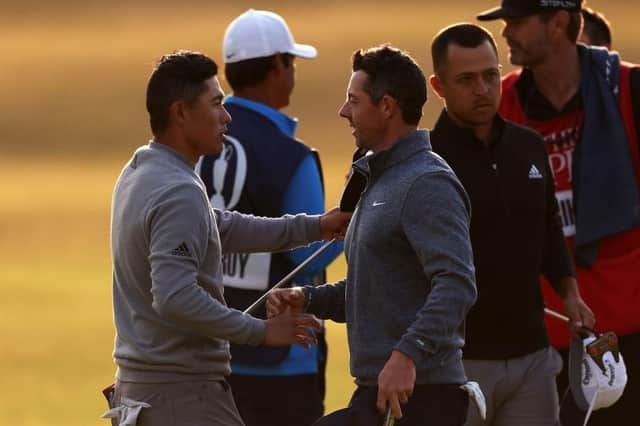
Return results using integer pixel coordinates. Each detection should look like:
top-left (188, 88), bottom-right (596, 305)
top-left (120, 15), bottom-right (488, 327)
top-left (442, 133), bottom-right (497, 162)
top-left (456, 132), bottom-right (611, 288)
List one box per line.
top-left (101, 397), bottom-right (151, 426)
top-left (460, 381), bottom-right (487, 420)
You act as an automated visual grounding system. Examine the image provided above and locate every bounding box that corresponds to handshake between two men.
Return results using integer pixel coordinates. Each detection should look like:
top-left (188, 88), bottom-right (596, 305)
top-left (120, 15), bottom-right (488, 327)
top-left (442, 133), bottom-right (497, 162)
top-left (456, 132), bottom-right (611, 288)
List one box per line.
top-left (260, 207), bottom-right (351, 350)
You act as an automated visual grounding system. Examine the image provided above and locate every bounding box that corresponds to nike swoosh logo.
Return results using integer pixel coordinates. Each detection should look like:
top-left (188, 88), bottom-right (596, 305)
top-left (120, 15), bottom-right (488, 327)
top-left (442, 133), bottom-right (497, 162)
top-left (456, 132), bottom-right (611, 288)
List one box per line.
top-left (372, 201), bottom-right (386, 207)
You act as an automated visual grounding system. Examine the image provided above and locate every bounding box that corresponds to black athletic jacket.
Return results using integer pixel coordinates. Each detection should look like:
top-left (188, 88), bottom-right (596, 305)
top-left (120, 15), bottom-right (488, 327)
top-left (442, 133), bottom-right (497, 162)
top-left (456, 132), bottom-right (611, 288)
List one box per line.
top-left (431, 111), bottom-right (574, 359)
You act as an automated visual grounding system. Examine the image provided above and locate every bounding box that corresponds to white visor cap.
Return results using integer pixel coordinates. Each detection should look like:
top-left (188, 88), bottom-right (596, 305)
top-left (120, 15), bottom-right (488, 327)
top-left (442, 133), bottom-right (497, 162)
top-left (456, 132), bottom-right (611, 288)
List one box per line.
top-left (223, 9), bottom-right (317, 64)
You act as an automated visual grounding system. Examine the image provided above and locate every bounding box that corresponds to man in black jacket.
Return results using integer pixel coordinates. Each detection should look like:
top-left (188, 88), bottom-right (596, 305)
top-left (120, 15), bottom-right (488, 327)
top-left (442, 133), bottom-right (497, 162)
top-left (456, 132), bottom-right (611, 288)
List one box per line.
top-left (428, 23), bottom-right (594, 426)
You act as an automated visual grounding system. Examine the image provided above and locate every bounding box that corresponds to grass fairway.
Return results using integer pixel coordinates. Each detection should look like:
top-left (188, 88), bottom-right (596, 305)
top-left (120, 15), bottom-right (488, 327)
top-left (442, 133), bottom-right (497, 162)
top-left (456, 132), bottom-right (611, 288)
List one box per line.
top-left (1, 1), bottom-right (638, 424)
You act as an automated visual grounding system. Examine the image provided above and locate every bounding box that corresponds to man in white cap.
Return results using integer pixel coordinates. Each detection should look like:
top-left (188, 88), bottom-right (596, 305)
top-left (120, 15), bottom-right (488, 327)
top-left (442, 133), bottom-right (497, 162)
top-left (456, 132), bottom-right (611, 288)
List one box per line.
top-left (197, 9), bottom-right (344, 426)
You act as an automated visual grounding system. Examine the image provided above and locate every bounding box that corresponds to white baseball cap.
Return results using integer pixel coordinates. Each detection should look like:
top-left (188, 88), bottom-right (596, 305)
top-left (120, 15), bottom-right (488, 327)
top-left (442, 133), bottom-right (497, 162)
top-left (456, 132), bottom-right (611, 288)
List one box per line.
top-left (223, 9), bottom-right (317, 64)
top-left (568, 333), bottom-right (627, 424)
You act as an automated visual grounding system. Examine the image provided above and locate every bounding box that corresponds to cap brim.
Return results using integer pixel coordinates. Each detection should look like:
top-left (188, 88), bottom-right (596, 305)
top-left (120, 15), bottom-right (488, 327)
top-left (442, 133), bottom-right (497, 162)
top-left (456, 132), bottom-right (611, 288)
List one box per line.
top-left (568, 336), bottom-right (590, 410)
top-left (289, 43), bottom-right (317, 59)
top-left (477, 6), bottom-right (530, 21)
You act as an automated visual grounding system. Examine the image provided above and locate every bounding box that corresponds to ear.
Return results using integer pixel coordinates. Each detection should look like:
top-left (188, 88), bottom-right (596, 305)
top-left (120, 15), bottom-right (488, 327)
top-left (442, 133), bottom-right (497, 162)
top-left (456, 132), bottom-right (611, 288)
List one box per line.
top-left (262, 57), bottom-right (284, 88)
top-left (169, 100), bottom-right (189, 129)
top-left (379, 95), bottom-right (398, 120)
top-left (550, 10), bottom-right (569, 40)
top-left (429, 74), bottom-right (445, 99)
top-left (271, 54), bottom-right (289, 77)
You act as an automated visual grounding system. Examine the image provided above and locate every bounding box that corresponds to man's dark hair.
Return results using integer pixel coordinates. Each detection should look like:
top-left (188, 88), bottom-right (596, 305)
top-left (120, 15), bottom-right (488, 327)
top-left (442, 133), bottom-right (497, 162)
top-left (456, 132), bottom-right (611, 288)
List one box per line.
top-left (539, 10), bottom-right (583, 43)
top-left (225, 53), bottom-right (293, 92)
top-left (431, 23), bottom-right (498, 74)
top-left (581, 7), bottom-right (612, 47)
top-left (146, 50), bottom-right (218, 137)
top-left (352, 45), bottom-right (426, 125)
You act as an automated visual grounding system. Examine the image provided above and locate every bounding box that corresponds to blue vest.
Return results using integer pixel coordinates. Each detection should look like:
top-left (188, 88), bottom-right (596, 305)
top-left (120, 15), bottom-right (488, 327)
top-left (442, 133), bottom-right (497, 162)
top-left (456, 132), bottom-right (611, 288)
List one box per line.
top-left (198, 101), bottom-right (311, 364)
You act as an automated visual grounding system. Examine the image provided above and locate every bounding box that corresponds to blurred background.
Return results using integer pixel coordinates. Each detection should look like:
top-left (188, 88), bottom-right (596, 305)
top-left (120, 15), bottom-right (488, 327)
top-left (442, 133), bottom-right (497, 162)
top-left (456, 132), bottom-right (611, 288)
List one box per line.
top-left (1, 0), bottom-right (637, 424)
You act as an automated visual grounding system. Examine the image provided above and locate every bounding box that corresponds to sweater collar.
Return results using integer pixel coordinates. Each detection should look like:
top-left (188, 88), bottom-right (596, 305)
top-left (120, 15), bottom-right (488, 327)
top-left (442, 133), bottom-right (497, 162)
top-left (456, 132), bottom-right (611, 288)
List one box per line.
top-left (142, 141), bottom-right (197, 171)
top-left (355, 129), bottom-right (430, 178)
top-left (433, 109), bottom-right (505, 150)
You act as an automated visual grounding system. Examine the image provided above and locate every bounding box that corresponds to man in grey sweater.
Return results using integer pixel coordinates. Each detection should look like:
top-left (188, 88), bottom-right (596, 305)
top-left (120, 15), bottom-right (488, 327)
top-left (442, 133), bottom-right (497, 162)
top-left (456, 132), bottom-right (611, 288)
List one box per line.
top-left (105, 51), bottom-right (351, 426)
top-left (268, 45), bottom-right (477, 425)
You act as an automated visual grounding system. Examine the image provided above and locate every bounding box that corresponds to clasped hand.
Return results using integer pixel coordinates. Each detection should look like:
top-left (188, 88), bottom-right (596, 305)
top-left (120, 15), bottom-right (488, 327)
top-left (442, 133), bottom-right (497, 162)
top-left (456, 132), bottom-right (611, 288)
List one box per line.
top-left (264, 287), bottom-right (318, 349)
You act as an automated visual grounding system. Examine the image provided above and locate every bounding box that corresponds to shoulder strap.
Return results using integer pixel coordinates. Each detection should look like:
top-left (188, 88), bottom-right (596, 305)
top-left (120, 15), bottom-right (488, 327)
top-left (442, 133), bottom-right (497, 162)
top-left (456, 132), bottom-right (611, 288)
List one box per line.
top-left (629, 67), bottom-right (640, 154)
top-left (617, 63), bottom-right (640, 184)
top-left (499, 71), bottom-right (527, 123)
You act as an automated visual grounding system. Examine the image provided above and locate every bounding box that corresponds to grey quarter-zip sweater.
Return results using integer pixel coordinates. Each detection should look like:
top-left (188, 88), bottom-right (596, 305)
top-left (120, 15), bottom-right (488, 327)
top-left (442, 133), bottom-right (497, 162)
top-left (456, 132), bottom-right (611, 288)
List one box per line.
top-left (305, 130), bottom-right (477, 386)
top-left (111, 142), bottom-right (321, 383)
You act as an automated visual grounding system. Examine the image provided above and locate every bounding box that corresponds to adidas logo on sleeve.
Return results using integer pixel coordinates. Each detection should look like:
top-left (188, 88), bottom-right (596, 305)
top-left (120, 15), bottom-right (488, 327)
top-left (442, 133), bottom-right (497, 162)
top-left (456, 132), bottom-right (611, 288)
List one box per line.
top-left (528, 164), bottom-right (543, 179)
top-left (170, 242), bottom-right (192, 257)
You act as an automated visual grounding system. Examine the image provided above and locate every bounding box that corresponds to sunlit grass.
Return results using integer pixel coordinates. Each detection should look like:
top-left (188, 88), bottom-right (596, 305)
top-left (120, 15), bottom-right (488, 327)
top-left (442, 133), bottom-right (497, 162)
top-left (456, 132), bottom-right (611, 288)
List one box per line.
top-left (4, 0), bottom-right (636, 163)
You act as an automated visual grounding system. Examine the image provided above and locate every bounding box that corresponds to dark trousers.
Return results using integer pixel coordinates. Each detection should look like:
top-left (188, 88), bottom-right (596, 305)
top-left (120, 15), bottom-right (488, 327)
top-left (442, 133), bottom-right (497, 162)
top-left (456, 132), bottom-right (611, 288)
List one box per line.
top-left (315, 384), bottom-right (468, 426)
top-left (228, 373), bottom-right (324, 426)
top-left (558, 331), bottom-right (640, 425)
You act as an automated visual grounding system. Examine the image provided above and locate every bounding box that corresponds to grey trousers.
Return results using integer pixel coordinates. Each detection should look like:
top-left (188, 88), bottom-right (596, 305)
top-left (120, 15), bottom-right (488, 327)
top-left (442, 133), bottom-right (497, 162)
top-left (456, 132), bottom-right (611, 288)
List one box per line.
top-left (109, 380), bottom-right (245, 426)
top-left (464, 347), bottom-right (563, 426)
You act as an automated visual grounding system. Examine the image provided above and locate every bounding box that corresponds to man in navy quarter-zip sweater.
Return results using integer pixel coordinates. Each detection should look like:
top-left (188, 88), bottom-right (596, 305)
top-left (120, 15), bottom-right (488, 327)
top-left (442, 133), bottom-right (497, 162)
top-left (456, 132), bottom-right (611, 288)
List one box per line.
top-left (429, 24), bottom-right (594, 426)
top-left (268, 45), bottom-right (477, 426)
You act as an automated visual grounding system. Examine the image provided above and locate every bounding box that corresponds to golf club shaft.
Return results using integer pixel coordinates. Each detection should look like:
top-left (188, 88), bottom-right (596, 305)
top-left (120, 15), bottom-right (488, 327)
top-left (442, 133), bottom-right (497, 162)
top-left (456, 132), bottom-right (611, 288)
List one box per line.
top-left (384, 406), bottom-right (395, 426)
top-left (543, 307), bottom-right (570, 323)
top-left (243, 239), bottom-right (336, 315)
top-left (544, 306), bottom-right (597, 336)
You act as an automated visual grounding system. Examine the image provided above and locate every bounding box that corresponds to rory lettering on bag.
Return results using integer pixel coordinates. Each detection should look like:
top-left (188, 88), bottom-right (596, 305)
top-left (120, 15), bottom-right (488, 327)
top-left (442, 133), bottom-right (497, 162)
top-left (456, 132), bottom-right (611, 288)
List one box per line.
top-left (222, 252), bottom-right (271, 291)
top-left (222, 253), bottom-right (251, 278)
